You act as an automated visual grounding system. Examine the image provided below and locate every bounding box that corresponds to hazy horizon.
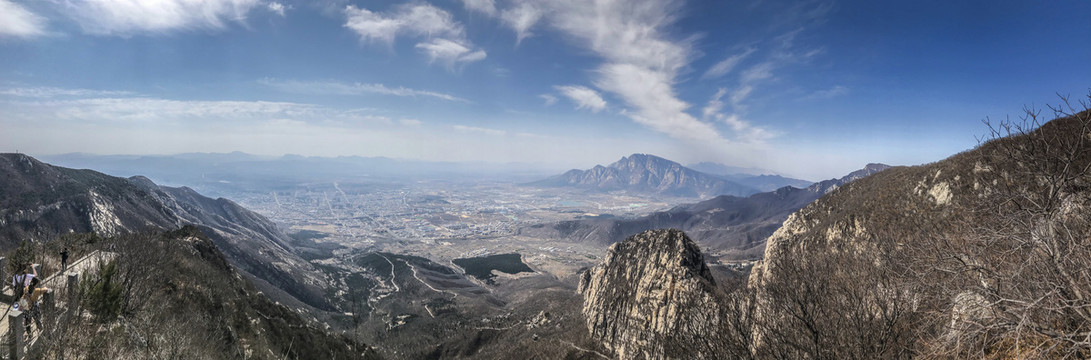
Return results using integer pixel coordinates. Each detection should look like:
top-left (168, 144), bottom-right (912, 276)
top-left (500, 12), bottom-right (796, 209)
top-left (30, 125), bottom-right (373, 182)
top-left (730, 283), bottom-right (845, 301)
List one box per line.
top-left (2, 0), bottom-right (1089, 180)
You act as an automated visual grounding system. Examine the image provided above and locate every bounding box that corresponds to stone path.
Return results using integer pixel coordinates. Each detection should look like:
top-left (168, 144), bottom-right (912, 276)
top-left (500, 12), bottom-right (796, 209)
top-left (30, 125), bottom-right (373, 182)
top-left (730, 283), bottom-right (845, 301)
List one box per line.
top-left (0, 251), bottom-right (116, 358)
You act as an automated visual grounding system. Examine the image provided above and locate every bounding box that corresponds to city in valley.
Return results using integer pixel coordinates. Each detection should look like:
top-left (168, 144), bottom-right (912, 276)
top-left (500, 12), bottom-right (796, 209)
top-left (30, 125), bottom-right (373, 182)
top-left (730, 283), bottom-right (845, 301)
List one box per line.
top-left (233, 181), bottom-right (690, 281)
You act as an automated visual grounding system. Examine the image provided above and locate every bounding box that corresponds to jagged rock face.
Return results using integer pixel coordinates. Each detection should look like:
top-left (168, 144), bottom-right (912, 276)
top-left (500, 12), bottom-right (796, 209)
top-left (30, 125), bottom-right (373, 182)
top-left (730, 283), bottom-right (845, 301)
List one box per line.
top-left (579, 229), bottom-right (721, 359)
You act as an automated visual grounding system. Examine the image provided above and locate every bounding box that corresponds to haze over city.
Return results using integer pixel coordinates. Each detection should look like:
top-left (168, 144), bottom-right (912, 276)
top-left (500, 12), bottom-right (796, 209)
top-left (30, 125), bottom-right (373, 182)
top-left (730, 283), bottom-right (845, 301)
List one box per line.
top-left (2, 0), bottom-right (1089, 179)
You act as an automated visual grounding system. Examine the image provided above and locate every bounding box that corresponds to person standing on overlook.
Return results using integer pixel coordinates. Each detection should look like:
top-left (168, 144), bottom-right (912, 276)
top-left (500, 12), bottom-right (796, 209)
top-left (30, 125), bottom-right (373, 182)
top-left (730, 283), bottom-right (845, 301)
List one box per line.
top-left (60, 248), bottom-right (69, 272)
top-left (11, 266), bottom-right (28, 306)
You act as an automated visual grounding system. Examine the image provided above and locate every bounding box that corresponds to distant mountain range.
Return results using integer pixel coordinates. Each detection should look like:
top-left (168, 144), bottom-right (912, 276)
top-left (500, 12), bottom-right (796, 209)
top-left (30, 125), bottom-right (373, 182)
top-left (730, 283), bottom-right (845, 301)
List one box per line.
top-left (530, 154), bottom-right (810, 198)
top-left (38, 152), bottom-right (565, 197)
top-left (521, 163), bottom-right (890, 259)
top-left (0, 153), bottom-right (331, 310)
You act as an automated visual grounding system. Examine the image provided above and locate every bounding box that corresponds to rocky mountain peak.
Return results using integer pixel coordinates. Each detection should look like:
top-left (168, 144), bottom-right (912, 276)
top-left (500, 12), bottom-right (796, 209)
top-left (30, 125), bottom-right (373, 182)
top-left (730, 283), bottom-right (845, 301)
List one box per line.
top-left (578, 229), bottom-right (721, 359)
top-left (532, 153), bottom-right (758, 198)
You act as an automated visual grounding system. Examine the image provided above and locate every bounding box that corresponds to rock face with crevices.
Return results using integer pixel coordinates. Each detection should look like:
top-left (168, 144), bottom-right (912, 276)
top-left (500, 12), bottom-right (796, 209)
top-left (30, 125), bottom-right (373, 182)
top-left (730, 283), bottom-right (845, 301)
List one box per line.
top-left (578, 229), bottom-right (721, 359)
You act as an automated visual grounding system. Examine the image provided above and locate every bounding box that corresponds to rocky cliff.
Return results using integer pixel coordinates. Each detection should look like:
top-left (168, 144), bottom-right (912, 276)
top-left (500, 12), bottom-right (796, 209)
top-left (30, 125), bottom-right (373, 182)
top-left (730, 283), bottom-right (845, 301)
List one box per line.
top-left (578, 229), bottom-right (722, 359)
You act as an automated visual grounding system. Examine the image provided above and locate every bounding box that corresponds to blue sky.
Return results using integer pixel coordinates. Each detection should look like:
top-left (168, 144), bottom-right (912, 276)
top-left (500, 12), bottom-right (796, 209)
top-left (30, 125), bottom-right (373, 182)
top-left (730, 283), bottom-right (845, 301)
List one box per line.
top-left (1, 0), bottom-right (1088, 180)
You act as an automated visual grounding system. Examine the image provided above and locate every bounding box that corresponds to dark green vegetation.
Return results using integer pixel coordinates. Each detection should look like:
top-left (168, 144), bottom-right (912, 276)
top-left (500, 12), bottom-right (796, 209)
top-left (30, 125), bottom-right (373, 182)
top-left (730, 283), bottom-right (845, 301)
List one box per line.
top-left (21, 226), bottom-right (380, 359)
top-left (453, 253), bottom-right (534, 284)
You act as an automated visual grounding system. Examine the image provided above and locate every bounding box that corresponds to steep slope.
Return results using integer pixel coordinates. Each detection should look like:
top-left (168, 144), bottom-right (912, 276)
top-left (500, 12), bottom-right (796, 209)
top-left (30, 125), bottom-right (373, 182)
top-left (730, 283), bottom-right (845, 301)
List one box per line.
top-left (37, 226), bottom-right (380, 360)
top-left (578, 229), bottom-right (723, 359)
top-left (747, 109), bottom-right (1091, 357)
top-left (522, 163), bottom-right (889, 257)
top-left (0, 153), bottom-right (330, 310)
top-left (532, 153), bottom-right (757, 198)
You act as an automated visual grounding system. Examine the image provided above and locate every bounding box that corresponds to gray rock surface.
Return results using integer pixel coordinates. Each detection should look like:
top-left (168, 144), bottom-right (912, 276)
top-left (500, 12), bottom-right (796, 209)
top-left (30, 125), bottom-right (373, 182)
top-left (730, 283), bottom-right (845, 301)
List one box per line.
top-left (578, 229), bottom-right (721, 359)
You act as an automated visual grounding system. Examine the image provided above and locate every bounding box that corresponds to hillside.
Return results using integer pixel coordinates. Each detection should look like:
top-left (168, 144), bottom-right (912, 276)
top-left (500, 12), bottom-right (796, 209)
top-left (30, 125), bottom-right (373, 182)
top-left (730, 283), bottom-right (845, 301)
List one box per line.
top-left (531, 153), bottom-right (758, 198)
top-left (572, 103), bottom-right (1091, 358)
top-left (744, 106), bottom-right (1091, 357)
top-left (521, 163), bottom-right (889, 258)
top-left (31, 226), bottom-right (380, 359)
top-left (0, 154), bottom-right (331, 310)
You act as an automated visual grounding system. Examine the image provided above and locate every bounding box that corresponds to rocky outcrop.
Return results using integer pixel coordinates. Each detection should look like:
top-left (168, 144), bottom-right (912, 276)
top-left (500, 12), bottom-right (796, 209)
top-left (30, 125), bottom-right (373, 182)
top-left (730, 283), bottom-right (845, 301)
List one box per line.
top-left (578, 229), bottom-right (722, 359)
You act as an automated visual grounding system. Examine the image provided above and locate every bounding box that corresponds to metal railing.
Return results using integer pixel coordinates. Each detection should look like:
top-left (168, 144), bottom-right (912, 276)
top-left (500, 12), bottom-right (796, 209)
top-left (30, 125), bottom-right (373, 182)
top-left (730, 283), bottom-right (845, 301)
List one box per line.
top-left (0, 251), bottom-right (111, 360)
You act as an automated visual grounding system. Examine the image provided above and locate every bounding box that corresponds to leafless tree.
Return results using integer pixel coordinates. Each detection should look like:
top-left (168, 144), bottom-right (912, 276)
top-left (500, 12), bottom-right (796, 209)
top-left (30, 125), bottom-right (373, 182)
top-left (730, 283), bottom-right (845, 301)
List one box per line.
top-left (909, 94), bottom-right (1091, 358)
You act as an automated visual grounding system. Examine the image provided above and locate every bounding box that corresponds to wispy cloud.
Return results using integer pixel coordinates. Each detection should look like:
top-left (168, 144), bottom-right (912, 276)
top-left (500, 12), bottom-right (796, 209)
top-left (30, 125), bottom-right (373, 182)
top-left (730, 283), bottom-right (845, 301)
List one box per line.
top-left (344, 4), bottom-right (463, 44)
top-left (554, 85), bottom-right (606, 113)
top-left (460, 0), bottom-right (497, 16)
top-left (500, 1), bottom-right (542, 44)
top-left (0, 86), bottom-right (135, 98)
top-left (703, 88), bottom-right (774, 142)
top-left (415, 38), bottom-right (487, 66)
top-left (344, 4), bottom-right (486, 67)
top-left (463, 0), bottom-right (542, 43)
top-left (399, 118), bottom-right (422, 127)
top-left (258, 79), bottom-right (468, 102)
top-left (0, 0), bottom-right (47, 38)
top-left (702, 48), bottom-right (755, 80)
top-left (57, 0), bottom-right (265, 35)
top-left (266, 2), bottom-right (287, 17)
top-left (540, 94), bottom-right (557, 106)
top-left (1, 95), bottom-right (401, 129)
top-left (542, 0), bottom-right (722, 142)
top-left (453, 125), bottom-right (506, 136)
top-left (803, 85), bottom-right (848, 100)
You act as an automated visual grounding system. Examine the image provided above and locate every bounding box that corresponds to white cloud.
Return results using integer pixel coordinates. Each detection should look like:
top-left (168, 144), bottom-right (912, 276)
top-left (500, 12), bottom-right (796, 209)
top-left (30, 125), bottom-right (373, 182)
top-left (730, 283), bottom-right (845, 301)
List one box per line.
top-left (0, 0), bottom-right (47, 38)
top-left (461, 0), bottom-right (546, 45)
top-left (0, 86), bottom-right (134, 98)
top-left (702, 88), bottom-right (727, 119)
top-left (0, 95), bottom-right (403, 130)
top-left (500, 1), bottom-right (542, 44)
top-left (415, 39), bottom-right (487, 66)
top-left (399, 118), bottom-right (422, 127)
top-left (554, 85), bottom-right (606, 113)
top-left (536, 0), bottom-right (726, 143)
top-left (267, 2), bottom-right (287, 17)
top-left (453, 125), bottom-right (506, 136)
top-left (540, 94), bottom-right (557, 106)
top-left (702, 48), bottom-right (755, 80)
top-left (58, 0), bottom-right (264, 35)
top-left (344, 4), bottom-right (463, 44)
top-left (344, 4), bottom-right (486, 68)
top-left (703, 88), bottom-right (774, 143)
top-left (460, 0), bottom-right (497, 16)
top-left (258, 79), bottom-right (467, 102)
top-left (740, 61), bottom-right (776, 83)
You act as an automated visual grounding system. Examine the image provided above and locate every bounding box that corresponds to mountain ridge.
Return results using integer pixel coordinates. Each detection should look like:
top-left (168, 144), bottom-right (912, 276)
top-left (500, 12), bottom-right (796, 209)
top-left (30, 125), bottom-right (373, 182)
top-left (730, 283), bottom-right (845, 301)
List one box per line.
top-left (531, 153), bottom-right (760, 198)
top-left (0, 153), bottom-right (331, 310)
top-left (521, 163), bottom-right (890, 257)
